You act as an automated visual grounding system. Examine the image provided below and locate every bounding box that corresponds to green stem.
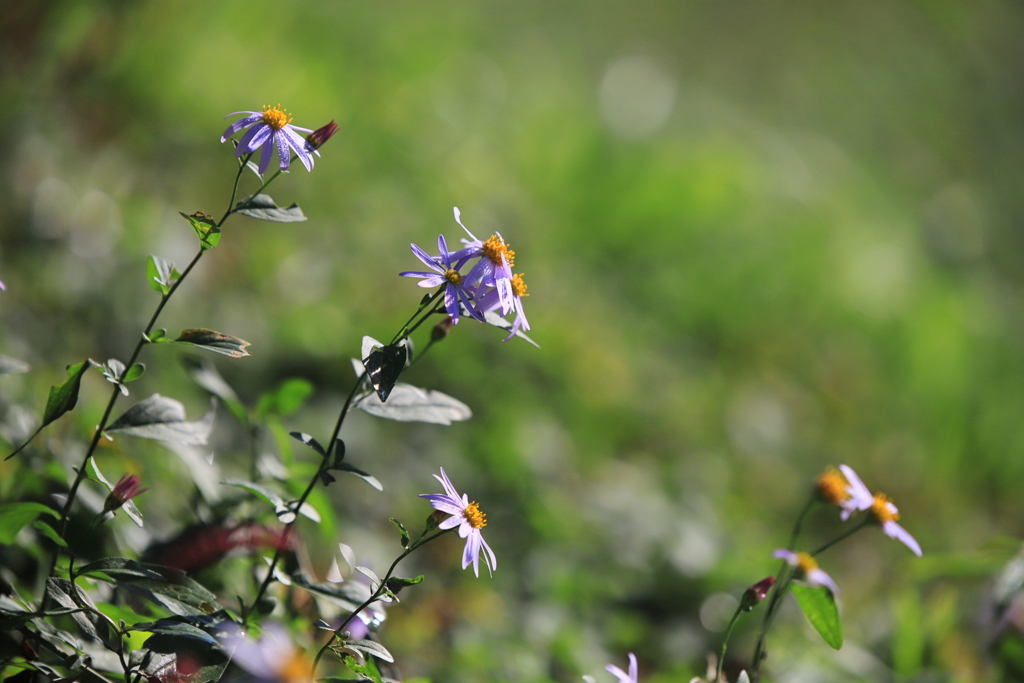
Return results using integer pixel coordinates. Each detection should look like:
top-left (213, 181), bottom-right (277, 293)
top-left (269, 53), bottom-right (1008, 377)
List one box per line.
top-left (750, 494), bottom-right (816, 679)
top-left (811, 518), bottom-right (870, 557)
top-left (311, 529), bottom-right (451, 678)
top-left (716, 605), bottom-right (745, 682)
top-left (388, 288), bottom-right (443, 346)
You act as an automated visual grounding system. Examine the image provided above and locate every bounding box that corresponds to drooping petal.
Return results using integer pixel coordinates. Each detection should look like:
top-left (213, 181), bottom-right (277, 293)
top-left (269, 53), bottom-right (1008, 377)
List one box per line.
top-left (437, 234), bottom-right (453, 268)
top-left (882, 521), bottom-right (922, 557)
top-left (463, 530), bottom-right (481, 575)
top-left (807, 568), bottom-right (840, 595)
top-left (479, 534), bottom-right (497, 575)
top-left (436, 467), bottom-right (461, 500)
top-left (282, 126), bottom-right (314, 171)
top-left (445, 284), bottom-right (459, 324)
top-left (453, 206), bottom-right (478, 241)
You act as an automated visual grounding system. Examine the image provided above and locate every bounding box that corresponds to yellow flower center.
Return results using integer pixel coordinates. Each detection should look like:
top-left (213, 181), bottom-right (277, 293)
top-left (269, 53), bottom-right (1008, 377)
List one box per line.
top-left (482, 235), bottom-right (515, 267)
top-left (794, 552), bottom-right (819, 575)
top-left (464, 502), bottom-right (487, 529)
top-left (444, 269), bottom-right (462, 285)
top-left (511, 273), bottom-right (528, 298)
top-left (870, 493), bottom-right (900, 523)
top-left (261, 104), bottom-right (293, 130)
top-left (816, 468), bottom-right (850, 505)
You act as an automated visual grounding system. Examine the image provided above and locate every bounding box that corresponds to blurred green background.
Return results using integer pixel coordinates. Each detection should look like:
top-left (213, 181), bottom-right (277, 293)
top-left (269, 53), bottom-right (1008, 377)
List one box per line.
top-left (3, 1), bottom-right (1024, 681)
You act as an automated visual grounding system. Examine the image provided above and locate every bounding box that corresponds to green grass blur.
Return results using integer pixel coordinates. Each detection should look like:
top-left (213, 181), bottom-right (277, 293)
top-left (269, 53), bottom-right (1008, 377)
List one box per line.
top-left (3, 1), bottom-right (1024, 681)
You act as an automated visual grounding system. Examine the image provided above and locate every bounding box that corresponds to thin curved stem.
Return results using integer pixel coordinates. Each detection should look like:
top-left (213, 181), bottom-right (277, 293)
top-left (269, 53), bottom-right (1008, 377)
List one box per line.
top-left (811, 519), bottom-right (870, 557)
top-left (716, 605), bottom-right (745, 682)
top-left (311, 529), bottom-right (451, 678)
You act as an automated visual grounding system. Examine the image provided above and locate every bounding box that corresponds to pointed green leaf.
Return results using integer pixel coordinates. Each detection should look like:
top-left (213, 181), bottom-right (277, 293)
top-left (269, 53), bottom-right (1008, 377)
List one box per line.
top-left (234, 194), bottom-right (307, 223)
top-left (255, 378), bottom-right (314, 419)
top-left (105, 394), bottom-right (217, 446)
top-left (354, 383), bottom-right (471, 425)
top-left (174, 329), bottom-right (251, 358)
top-left (0, 502), bottom-right (60, 544)
top-left (146, 328), bottom-right (171, 344)
top-left (43, 361), bottom-right (93, 427)
top-left (123, 363), bottom-right (146, 383)
top-left (790, 583), bottom-right (843, 649)
top-left (180, 211), bottom-right (221, 250)
top-left (390, 518), bottom-right (410, 548)
top-left (33, 520), bottom-right (67, 548)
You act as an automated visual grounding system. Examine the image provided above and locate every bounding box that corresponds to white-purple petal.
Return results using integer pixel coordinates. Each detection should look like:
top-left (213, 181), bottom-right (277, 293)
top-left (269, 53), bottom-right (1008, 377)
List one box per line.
top-left (257, 137), bottom-right (275, 174)
top-left (410, 243), bottom-right (444, 272)
top-left (220, 113), bottom-right (262, 142)
top-left (274, 130), bottom-right (291, 171)
top-left (453, 206), bottom-right (477, 241)
top-left (883, 521), bottom-right (922, 557)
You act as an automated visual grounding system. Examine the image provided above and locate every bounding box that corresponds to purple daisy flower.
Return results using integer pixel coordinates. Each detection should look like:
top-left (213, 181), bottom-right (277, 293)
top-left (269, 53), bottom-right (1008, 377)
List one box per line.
top-left (451, 207), bottom-right (516, 315)
top-left (419, 467), bottom-right (496, 577)
top-left (868, 492), bottom-right (922, 557)
top-left (220, 105), bottom-right (316, 174)
top-left (772, 549), bottom-right (839, 595)
top-left (399, 235), bottom-right (483, 324)
top-left (477, 272), bottom-right (530, 341)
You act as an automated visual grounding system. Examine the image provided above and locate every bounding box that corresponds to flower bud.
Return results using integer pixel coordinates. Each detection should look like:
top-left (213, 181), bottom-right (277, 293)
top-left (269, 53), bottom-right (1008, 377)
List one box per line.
top-left (103, 473), bottom-right (148, 513)
top-left (740, 576), bottom-right (776, 612)
top-left (426, 509), bottom-right (448, 531)
top-left (306, 120), bottom-right (338, 150)
top-left (431, 316), bottom-right (454, 342)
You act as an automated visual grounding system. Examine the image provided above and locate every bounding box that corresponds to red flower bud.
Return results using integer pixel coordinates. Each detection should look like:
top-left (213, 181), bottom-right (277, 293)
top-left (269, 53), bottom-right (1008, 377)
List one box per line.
top-left (306, 120), bottom-right (338, 150)
top-left (103, 473), bottom-right (148, 513)
top-left (740, 576), bottom-right (776, 611)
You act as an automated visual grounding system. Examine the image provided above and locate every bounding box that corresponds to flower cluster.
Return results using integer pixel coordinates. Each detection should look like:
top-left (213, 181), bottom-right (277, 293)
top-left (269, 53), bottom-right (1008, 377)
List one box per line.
top-left (420, 467), bottom-right (496, 577)
top-left (401, 207), bottom-right (530, 341)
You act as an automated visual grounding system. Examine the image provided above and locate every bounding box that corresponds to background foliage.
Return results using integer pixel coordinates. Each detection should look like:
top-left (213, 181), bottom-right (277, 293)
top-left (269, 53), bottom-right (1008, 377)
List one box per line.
top-left (3, 1), bottom-right (1024, 681)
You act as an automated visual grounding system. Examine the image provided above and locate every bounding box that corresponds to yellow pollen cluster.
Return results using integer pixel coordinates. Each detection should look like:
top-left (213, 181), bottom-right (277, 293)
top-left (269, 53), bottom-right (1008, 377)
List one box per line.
top-left (870, 493), bottom-right (899, 523)
top-left (511, 273), bottom-right (528, 297)
top-left (794, 552), bottom-right (820, 575)
top-left (482, 235), bottom-right (514, 267)
top-left (260, 104), bottom-right (293, 130)
top-left (463, 501), bottom-right (487, 529)
top-left (816, 468), bottom-right (850, 505)
top-left (444, 268), bottom-right (463, 285)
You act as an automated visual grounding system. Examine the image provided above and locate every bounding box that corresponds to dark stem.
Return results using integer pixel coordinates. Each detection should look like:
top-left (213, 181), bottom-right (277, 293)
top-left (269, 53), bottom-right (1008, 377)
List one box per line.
top-left (811, 518), bottom-right (870, 557)
top-left (716, 605), bottom-right (745, 682)
top-left (750, 494), bottom-right (816, 680)
top-left (311, 529), bottom-right (451, 678)
top-left (388, 288), bottom-right (442, 346)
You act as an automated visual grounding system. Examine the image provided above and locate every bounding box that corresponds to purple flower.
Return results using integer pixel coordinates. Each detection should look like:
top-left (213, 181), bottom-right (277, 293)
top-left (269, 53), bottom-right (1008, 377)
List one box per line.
top-left (605, 653), bottom-right (638, 683)
top-left (816, 464), bottom-right (873, 521)
top-left (103, 473), bottom-right (148, 513)
top-left (772, 549), bottom-right (839, 595)
top-left (477, 272), bottom-right (530, 341)
top-left (452, 207), bottom-right (516, 315)
top-left (399, 235), bottom-right (483, 324)
top-left (220, 105), bottom-right (316, 174)
top-left (419, 467), bottom-right (496, 577)
top-left (868, 492), bottom-right (922, 557)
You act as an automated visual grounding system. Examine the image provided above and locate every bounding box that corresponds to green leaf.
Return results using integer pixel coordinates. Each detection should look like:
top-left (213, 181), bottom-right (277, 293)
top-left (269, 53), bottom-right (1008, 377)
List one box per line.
top-left (180, 211), bottom-right (221, 250)
top-left (385, 575), bottom-right (423, 594)
top-left (33, 520), bottom-right (67, 548)
top-left (130, 618), bottom-right (219, 645)
top-left (790, 583), bottom-right (843, 649)
top-left (221, 479), bottom-right (321, 524)
top-left (46, 578), bottom-right (117, 648)
top-left (234, 193), bottom-right (307, 223)
top-left (181, 357), bottom-right (246, 424)
top-left (77, 557), bottom-right (166, 581)
top-left (130, 633), bottom-right (228, 683)
top-left (146, 255), bottom-right (180, 295)
top-left (0, 502), bottom-right (60, 544)
top-left (43, 360), bottom-right (93, 427)
top-left (255, 378), bottom-right (314, 419)
top-left (105, 394), bottom-right (217, 446)
top-left (123, 363), bottom-right (146, 382)
top-left (146, 328), bottom-right (172, 344)
top-left (174, 328), bottom-right (251, 358)
top-left (95, 563), bottom-right (224, 617)
top-left (390, 518), bottom-right (410, 548)
top-left (354, 383), bottom-right (472, 425)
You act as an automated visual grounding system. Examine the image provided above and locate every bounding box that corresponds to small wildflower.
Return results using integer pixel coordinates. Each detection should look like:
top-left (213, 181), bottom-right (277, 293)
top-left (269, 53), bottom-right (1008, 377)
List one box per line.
top-left (740, 576), bottom-right (776, 611)
top-left (606, 653), bottom-right (638, 683)
top-left (305, 120), bottom-right (338, 150)
top-left (103, 473), bottom-right (148, 513)
top-left (868, 492), bottom-right (922, 556)
top-left (772, 549), bottom-right (839, 595)
top-left (220, 105), bottom-right (316, 174)
top-left (477, 271), bottom-right (530, 341)
top-left (399, 235), bottom-right (483, 324)
top-left (419, 467), bottom-right (496, 577)
top-left (816, 464), bottom-right (873, 521)
top-left (451, 207), bottom-right (516, 315)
